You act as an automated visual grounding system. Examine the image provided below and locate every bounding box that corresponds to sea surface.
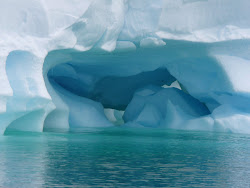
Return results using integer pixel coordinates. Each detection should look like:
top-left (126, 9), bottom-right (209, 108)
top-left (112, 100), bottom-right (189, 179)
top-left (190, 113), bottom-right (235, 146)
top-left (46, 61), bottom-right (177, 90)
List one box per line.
top-left (0, 127), bottom-right (250, 187)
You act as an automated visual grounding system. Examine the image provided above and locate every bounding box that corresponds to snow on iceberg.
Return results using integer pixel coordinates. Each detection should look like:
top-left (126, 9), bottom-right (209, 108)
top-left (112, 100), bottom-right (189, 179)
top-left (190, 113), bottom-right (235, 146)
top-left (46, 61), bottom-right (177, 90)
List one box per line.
top-left (1, 0), bottom-right (250, 134)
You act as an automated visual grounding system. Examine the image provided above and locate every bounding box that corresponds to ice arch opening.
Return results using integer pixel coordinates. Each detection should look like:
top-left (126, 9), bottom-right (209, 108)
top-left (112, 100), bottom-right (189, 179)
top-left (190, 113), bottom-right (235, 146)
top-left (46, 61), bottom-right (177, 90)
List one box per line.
top-left (48, 65), bottom-right (179, 127)
top-left (42, 41), bottom-right (219, 130)
top-left (49, 66), bottom-right (176, 111)
top-left (43, 50), bottom-right (180, 128)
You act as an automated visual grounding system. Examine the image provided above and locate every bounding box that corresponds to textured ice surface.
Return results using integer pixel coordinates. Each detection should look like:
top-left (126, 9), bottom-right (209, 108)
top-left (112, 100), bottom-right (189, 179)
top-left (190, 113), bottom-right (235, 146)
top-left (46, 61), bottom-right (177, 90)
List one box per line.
top-left (124, 87), bottom-right (210, 128)
top-left (1, 0), bottom-right (250, 134)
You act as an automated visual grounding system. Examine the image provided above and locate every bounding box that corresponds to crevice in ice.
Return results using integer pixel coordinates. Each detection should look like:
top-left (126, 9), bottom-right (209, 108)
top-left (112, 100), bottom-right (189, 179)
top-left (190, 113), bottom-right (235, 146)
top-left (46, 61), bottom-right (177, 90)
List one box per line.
top-left (48, 66), bottom-right (176, 111)
top-left (47, 64), bottom-right (178, 127)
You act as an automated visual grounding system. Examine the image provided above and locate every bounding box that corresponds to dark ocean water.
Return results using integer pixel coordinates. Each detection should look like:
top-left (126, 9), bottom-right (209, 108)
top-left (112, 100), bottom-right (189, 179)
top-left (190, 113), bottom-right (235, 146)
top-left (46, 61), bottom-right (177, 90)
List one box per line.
top-left (0, 127), bottom-right (250, 187)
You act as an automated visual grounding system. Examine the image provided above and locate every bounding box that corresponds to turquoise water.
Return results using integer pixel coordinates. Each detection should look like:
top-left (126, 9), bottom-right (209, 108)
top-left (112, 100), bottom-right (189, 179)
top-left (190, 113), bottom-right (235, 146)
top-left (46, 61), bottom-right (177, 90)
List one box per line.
top-left (1, 128), bottom-right (250, 187)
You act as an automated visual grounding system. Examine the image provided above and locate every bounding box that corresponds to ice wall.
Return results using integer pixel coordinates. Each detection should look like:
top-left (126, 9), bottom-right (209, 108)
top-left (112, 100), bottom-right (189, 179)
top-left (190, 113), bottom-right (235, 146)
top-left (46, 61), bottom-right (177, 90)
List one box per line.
top-left (1, 0), bottom-right (250, 134)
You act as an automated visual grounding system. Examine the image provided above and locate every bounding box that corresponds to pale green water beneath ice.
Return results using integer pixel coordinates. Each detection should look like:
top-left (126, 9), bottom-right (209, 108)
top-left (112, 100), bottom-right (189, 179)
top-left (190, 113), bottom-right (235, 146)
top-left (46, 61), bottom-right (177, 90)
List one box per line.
top-left (0, 127), bottom-right (250, 187)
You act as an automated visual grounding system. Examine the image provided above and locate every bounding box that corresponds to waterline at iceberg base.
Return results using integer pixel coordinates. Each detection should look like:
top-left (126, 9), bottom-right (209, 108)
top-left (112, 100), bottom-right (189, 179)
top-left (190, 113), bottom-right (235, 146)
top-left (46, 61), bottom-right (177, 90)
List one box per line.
top-left (1, 128), bottom-right (250, 187)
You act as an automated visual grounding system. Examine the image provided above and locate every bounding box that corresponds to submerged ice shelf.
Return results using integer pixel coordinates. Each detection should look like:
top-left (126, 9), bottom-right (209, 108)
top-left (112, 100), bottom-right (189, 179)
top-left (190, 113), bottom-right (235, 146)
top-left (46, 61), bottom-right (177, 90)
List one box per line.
top-left (1, 0), bottom-right (250, 134)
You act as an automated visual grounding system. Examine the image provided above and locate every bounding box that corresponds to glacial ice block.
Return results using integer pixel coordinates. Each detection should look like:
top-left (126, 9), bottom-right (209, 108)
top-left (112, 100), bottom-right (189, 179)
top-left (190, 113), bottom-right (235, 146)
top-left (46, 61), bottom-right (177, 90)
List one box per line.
top-left (124, 86), bottom-right (210, 128)
top-left (1, 0), bottom-right (250, 134)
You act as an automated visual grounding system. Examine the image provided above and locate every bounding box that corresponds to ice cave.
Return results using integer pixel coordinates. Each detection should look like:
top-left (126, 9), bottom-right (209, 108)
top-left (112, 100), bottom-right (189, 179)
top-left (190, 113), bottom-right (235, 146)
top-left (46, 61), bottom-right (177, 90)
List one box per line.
top-left (1, 0), bottom-right (250, 135)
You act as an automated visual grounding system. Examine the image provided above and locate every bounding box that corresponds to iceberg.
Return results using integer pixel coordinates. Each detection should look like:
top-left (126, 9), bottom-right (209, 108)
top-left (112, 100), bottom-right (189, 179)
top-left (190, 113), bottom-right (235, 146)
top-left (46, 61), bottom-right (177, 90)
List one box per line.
top-left (1, 0), bottom-right (250, 134)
